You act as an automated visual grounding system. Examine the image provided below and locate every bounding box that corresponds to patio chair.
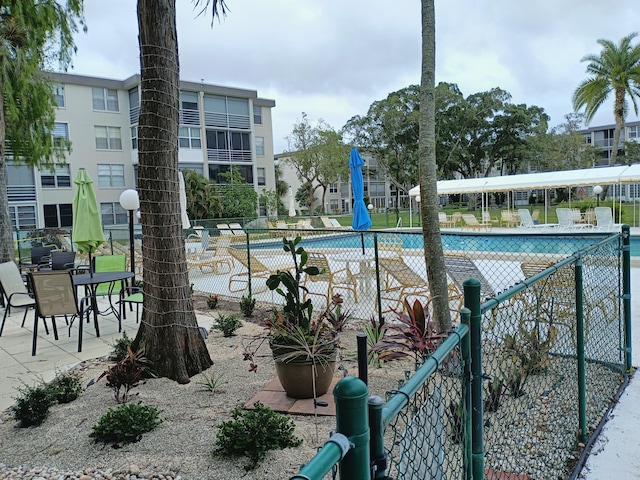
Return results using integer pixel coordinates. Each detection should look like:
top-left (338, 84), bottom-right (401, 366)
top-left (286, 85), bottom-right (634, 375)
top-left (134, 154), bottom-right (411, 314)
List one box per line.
top-left (594, 207), bottom-right (623, 231)
top-left (556, 208), bottom-right (592, 231)
top-left (461, 214), bottom-right (492, 231)
top-left (187, 237), bottom-right (233, 274)
top-left (438, 212), bottom-right (450, 227)
top-left (517, 209), bottom-right (556, 230)
top-left (37, 251), bottom-right (76, 271)
top-left (27, 270), bottom-right (91, 355)
top-left (302, 252), bottom-right (358, 307)
top-left (119, 287), bottom-right (143, 323)
top-left (378, 235), bottom-right (403, 255)
top-left (228, 222), bottom-right (246, 236)
top-left (217, 223), bottom-right (234, 237)
top-left (228, 248), bottom-right (277, 293)
top-left (499, 210), bottom-right (520, 228)
top-left (377, 257), bottom-right (430, 313)
top-left (0, 261), bottom-right (36, 336)
top-left (92, 254), bottom-right (127, 322)
top-left (20, 245), bottom-right (54, 271)
top-left (449, 212), bottom-right (462, 227)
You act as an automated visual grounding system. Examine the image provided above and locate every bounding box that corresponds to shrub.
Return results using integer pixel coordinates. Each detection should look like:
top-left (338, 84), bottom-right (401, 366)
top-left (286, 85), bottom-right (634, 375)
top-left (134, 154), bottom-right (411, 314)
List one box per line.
top-left (211, 313), bottom-right (242, 337)
top-left (46, 371), bottom-right (83, 404)
top-left (240, 294), bottom-right (256, 317)
top-left (206, 294), bottom-right (219, 309)
top-left (10, 383), bottom-right (55, 427)
top-left (98, 347), bottom-right (147, 403)
top-left (109, 331), bottom-right (133, 362)
top-left (90, 402), bottom-right (162, 445)
top-left (212, 401), bottom-right (302, 470)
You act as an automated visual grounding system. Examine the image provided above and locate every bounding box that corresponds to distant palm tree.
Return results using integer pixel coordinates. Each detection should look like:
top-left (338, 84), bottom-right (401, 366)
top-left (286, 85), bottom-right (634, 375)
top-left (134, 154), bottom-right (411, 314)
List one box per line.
top-left (573, 33), bottom-right (640, 166)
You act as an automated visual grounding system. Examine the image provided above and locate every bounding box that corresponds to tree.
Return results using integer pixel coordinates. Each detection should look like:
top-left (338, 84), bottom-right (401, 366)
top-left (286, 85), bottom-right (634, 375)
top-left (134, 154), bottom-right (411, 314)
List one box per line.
top-left (0, 1), bottom-right (85, 263)
top-left (182, 168), bottom-right (222, 219)
top-left (217, 166), bottom-right (258, 219)
top-left (258, 189), bottom-right (281, 218)
top-left (131, 0), bottom-right (226, 382)
top-left (419, 0), bottom-right (450, 333)
top-left (573, 33), bottom-right (640, 166)
top-left (284, 113), bottom-right (349, 213)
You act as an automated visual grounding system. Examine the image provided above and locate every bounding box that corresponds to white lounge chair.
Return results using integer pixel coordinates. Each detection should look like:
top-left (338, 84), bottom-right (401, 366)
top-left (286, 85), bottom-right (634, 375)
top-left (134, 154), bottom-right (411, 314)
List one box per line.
top-left (594, 207), bottom-right (623, 231)
top-left (517, 209), bottom-right (556, 231)
top-left (556, 208), bottom-right (592, 231)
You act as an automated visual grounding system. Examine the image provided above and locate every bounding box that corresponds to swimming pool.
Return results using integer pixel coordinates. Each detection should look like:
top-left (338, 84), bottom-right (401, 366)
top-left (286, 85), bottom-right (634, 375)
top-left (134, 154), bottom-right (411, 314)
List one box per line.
top-left (294, 232), bottom-right (640, 257)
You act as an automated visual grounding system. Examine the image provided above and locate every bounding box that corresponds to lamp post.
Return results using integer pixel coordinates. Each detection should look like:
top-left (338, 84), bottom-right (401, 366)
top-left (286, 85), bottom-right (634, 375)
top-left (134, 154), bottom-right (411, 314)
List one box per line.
top-left (119, 189), bottom-right (139, 285)
top-left (415, 195), bottom-right (421, 226)
top-left (593, 185), bottom-right (603, 207)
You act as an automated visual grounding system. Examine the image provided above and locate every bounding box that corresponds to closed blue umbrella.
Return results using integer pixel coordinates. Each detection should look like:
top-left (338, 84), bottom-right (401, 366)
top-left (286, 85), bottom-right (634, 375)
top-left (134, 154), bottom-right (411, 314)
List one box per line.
top-left (350, 147), bottom-right (372, 254)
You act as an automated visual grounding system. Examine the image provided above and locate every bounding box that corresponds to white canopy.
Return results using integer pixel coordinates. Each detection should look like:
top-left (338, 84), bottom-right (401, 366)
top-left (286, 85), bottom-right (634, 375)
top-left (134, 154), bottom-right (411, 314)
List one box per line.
top-left (409, 165), bottom-right (640, 197)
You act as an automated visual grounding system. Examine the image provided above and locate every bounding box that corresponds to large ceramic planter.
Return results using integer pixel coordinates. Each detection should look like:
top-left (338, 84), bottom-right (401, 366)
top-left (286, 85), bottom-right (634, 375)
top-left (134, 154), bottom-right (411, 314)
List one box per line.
top-left (270, 339), bottom-right (337, 399)
top-left (274, 357), bottom-right (336, 399)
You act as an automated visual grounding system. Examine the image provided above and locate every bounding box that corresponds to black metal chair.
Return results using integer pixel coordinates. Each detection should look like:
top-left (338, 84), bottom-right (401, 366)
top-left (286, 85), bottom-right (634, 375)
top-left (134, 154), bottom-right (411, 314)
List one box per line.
top-left (37, 251), bottom-right (76, 271)
top-left (27, 270), bottom-right (90, 355)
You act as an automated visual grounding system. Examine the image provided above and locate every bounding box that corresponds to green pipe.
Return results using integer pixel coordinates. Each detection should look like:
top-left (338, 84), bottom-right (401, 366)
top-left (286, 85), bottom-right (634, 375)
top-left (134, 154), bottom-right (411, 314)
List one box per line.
top-left (622, 225), bottom-right (632, 372)
top-left (290, 433), bottom-right (350, 480)
top-left (460, 307), bottom-right (472, 480)
top-left (575, 258), bottom-right (587, 443)
top-left (373, 233), bottom-right (383, 324)
top-left (463, 278), bottom-right (484, 480)
top-left (333, 377), bottom-right (370, 479)
top-left (381, 323), bottom-right (470, 426)
top-left (368, 395), bottom-right (387, 479)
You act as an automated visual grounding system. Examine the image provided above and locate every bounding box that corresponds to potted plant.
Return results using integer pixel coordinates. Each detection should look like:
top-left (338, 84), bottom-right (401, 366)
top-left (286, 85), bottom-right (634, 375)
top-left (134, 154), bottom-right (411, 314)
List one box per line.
top-left (262, 236), bottom-right (349, 399)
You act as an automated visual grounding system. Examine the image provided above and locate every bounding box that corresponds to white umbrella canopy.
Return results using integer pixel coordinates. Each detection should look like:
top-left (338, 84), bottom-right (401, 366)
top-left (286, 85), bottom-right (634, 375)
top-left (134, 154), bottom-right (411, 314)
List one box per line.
top-left (288, 189), bottom-right (297, 217)
top-left (179, 171), bottom-right (191, 229)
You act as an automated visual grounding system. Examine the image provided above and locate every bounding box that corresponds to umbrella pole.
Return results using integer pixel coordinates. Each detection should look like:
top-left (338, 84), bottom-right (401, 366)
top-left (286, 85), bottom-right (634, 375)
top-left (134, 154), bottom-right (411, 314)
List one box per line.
top-left (361, 233), bottom-right (365, 255)
top-left (89, 247), bottom-right (93, 277)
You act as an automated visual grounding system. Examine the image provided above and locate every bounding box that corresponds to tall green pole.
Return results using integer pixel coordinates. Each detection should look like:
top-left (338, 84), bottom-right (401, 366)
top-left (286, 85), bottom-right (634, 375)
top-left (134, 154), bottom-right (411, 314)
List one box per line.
top-left (622, 225), bottom-right (632, 371)
top-left (460, 307), bottom-right (472, 480)
top-left (463, 278), bottom-right (484, 480)
top-left (575, 258), bottom-right (587, 443)
top-left (334, 377), bottom-right (371, 480)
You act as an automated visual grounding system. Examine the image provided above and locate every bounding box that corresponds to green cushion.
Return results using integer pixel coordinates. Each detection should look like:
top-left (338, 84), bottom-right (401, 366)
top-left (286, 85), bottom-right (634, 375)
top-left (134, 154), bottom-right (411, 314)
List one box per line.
top-left (122, 292), bottom-right (143, 304)
top-left (94, 254), bottom-right (126, 296)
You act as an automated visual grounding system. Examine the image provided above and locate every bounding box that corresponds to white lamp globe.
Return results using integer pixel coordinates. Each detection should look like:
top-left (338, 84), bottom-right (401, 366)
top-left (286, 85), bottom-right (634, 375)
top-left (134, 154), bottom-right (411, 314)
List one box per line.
top-left (119, 189), bottom-right (139, 211)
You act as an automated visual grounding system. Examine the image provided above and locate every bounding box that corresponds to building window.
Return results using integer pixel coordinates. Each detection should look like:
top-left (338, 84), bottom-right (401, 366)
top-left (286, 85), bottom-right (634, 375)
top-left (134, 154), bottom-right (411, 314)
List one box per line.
top-left (329, 183), bottom-right (338, 193)
top-left (9, 204), bottom-right (36, 230)
top-left (44, 203), bottom-right (73, 228)
top-left (92, 87), bottom-right (119, 112)
top-left (253, 105), bottom-right (262, 124)
top-left (53, 84), bottom-right (65, 107)
top-left (629, 126), bottom-right (640, 140)
top-left (131, 127), bottom-right (138, 150)
top-left (41, 164), bottom-right (71, 188)
top-left (181, 91), bottom-right (198, 110)
top-left (231, 131), bottom-right (251, 151)
top-left (208, 164), bottom-right (253, 184)
top-left (101, 202), bottom-right (128, 226)
top-left (97, 164), bottom-right (125, 188)
top-left (205, 129), bottom-right (228, 149)
top-left (255, 136), bottom-right (264, 156)
top-left (95, 126), bottom-right (122, 150)
top-left (53, 122), bottom-right (69, 146)
top-left (257, 167), bottom-right (266, 186)
top-left (179, 127), bottom-right (202, 148)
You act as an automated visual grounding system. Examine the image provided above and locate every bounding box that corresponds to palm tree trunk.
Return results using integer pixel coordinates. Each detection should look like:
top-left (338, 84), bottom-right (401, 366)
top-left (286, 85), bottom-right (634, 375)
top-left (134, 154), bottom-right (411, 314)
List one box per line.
top-left (134, 0), bottom-right (212, 382)
top-left (419, 0), bottom-right (451, 333)
top-left (611, 88), bottom-right (625, 166)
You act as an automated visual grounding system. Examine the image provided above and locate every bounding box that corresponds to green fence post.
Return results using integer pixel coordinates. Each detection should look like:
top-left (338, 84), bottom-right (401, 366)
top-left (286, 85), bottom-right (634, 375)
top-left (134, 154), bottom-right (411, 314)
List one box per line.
top-left (463, 278), bottom-right (484, 480)
top-left (333, 376), bottom-right (371, 480)
top-left (373, 233), bottom-right (383, 324)
top-left (460, 307), bottom-right (472, 480)
top-left (575, 258), bottom-right (587, 443)
top-left (368, 395), bottom-right (389, 479)
top-left (291, 433), bottom-right (351, 480)
top-left (622, 225), bottom-right (632, 372)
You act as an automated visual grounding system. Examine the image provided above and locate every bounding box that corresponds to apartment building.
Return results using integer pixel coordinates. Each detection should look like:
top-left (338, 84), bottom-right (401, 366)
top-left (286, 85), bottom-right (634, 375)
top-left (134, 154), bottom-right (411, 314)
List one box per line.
top-left (580, 120), bottom-right (640, 166)
top-left (7, 72), bottom-right (276, 230)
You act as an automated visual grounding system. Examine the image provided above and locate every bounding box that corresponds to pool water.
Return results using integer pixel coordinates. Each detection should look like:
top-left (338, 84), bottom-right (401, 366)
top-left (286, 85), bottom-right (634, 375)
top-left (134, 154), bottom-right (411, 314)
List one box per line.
top-left (296, 232), bottom-right (639, 257)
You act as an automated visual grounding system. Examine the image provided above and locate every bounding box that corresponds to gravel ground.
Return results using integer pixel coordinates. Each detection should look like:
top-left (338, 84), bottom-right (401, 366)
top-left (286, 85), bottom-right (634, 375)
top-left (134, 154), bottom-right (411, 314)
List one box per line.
top-left (0, 307), bottom-right (411, 480)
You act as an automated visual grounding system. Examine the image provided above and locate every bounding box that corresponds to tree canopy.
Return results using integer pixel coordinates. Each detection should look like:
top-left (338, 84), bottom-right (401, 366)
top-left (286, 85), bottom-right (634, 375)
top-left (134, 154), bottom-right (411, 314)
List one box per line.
top-left (0, 0), bottom-right (85, 262)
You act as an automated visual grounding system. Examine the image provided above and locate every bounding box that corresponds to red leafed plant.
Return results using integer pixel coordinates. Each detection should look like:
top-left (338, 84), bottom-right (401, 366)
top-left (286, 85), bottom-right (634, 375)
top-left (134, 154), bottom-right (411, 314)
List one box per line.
top-left (373, 298), bottom-right (446, 363)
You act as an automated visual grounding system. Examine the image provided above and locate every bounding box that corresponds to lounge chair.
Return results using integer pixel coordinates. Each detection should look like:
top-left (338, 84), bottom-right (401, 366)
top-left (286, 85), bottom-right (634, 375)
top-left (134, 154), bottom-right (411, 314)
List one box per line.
top-left (329, 218), bottom-right (349, 229)
top-left (377, 257), bottom-right (430, 313)
top-left (319, 216), bottom-right (334, 229)
top-left (217, 223), bottom-right (234, 237)
top-left (499, 210), bottom-right (520, 228)
top-left (187, 237), bottom-right (233, 275)
top-left (594, 207), bottom-right (623, 231)
top-left (461, 214), bottom-right (492, 231)
top-left (228, 222), bottom-right (246, 236)
top-left (303, 252), bottom-right (358, 306)
top-left (378, 235), bottom-right (403, 255)
top-left (556, 208), bottom-right (593, 231)
top-left (228, 248), bottom-right (281, 293)
top-left (444, 254), bottom-right (495, 300)
top-left (517, 209), bottom-right (556, 231)
top-left (0, 261), bottom-right (36, 335)
top-left (27, 270), bottom-right (90, 355)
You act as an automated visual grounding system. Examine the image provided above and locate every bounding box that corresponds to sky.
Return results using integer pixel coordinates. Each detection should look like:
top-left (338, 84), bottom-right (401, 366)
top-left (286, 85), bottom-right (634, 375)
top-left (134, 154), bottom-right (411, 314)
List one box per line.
top-left (68, 0), bottom-right (640, 154)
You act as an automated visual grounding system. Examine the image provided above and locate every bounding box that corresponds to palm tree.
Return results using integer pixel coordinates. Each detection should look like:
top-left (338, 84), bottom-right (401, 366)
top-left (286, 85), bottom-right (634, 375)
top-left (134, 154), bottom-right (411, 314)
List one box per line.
top-left (573, 33), bottom-right (640, 166)
top-left (419, 0), bottom-right (451, 333)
